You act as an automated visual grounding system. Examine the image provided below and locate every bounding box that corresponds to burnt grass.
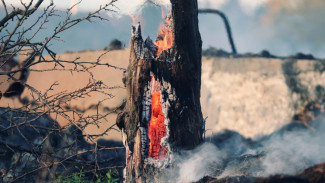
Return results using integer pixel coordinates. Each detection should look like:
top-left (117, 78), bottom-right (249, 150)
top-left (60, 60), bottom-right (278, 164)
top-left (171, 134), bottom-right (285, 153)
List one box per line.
top-left (0, 107), bottom-right (125, 182)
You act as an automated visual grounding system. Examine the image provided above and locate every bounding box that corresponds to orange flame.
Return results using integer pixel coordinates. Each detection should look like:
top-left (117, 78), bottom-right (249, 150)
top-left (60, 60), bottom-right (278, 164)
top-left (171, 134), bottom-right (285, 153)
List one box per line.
top-left (148, 75), bottom-right (167, 159)
top-left (127, 11), bottom-right (136, 25)
top-left (127, 11), bottom-right (142, 26)
top-left (154, 12), bottom-right (173, 57)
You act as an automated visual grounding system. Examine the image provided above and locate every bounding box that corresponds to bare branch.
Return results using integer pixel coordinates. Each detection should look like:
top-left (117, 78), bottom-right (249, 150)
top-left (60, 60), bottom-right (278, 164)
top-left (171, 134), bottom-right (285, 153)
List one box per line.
top-left (198, 9), bottom-right (237, 54)
top-left (0, 1), bottom-right (125, 181)
top-left (0, 0), bottom-right (45, 28)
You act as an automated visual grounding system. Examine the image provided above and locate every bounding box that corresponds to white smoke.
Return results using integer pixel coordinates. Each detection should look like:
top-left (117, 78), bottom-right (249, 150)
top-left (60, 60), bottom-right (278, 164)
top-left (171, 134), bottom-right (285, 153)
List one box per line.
top-left (238, 0), bottom-right (269, 14)
top-left (177, 143), bottom-right (225, 183)
top-left (114, 0), bottom-right (170, 15)
top-left (257, 125), bottom-right (325, 176)
top-left (198, 0), bottom-right (270, 11)
top-left (1, 0), bottom-right (270, 14)
top-left (198, 0), bottom-right (228, 9)
top-left (175, 117), bottom-right (325, 181)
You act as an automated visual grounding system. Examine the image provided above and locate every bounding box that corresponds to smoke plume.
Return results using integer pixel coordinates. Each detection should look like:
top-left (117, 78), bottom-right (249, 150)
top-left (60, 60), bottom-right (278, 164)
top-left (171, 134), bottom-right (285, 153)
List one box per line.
top-left (175, 117), bottom-right (325, 182)
top-left (199, 0), bottom-right (325, 58)
top-left (177, 144), bottom-right (226, 182)
top-left (260, 0), bottom-right (325, 57)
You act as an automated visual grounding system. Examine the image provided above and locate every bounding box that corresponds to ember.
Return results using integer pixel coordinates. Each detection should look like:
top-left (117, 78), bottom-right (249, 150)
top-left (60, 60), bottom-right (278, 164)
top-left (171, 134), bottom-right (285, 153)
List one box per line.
top-left (154, 13), bottom-right (173, 56)
top-left (148, 76), bottom-right (167, 159)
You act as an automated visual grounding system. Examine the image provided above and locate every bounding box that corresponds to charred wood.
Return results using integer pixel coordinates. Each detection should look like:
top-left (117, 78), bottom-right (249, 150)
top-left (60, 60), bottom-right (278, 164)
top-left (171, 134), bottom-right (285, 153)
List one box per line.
top-left (116, 0), bottom-right (204, 182)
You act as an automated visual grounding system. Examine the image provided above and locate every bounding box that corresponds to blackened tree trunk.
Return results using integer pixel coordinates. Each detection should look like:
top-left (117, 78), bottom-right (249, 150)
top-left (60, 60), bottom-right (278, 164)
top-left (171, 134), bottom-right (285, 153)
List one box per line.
top-left (116, 0), bottom-right (204, 182)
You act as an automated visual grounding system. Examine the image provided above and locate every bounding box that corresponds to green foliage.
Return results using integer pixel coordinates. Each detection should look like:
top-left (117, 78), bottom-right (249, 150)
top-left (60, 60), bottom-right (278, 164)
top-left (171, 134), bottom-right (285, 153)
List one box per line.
top-left (55, 167), bottom-right (120, 183)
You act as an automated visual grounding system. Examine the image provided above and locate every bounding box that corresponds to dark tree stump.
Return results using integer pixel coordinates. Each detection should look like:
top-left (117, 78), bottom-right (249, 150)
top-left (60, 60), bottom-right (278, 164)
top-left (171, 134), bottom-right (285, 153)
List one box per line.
top-left (116, 0), bottom-right (204, 182)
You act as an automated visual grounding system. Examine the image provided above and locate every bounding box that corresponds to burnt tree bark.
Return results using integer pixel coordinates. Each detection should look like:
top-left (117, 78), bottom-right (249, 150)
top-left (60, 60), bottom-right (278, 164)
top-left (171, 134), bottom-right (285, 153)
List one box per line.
top-left (116, 0), bottom-right (204, 182)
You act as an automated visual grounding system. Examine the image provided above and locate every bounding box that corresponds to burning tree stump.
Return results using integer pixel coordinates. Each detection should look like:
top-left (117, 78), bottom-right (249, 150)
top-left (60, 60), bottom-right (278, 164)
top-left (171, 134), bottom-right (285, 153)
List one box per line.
top-left (116, 0), bottom-right (204, 182)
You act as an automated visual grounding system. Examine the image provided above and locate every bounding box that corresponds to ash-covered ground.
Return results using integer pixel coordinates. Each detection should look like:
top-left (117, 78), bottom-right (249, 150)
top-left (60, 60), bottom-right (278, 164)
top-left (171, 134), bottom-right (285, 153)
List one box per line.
top-left (178, 116), bottom-right (325, 182)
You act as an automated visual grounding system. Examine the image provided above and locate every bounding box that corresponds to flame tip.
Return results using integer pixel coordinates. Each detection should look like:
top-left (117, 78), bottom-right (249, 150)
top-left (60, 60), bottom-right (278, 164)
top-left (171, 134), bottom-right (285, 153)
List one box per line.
top-left (154, 14), bottom-right (173, 57)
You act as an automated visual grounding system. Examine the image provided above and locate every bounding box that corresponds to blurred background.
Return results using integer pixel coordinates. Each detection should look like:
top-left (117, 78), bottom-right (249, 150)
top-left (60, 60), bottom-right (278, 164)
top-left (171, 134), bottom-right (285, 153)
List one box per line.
top-left (2, 0), bottom-right (325, 58)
